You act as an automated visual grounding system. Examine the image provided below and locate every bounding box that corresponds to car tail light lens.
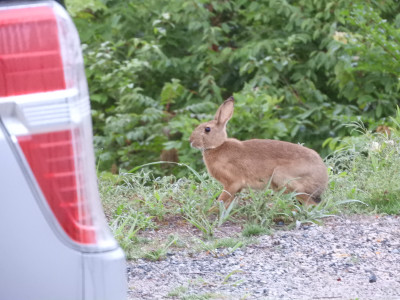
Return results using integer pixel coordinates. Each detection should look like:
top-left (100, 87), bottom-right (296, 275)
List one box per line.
top-left (0, 2), bottom-right (116, 250)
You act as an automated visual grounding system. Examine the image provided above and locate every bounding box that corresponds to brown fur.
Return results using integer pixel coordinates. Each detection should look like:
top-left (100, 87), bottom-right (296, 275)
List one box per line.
top-left (189, 97), bottom-right (328, 208)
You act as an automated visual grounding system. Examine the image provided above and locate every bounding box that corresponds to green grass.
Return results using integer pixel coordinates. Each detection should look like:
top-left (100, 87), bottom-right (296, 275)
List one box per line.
top-left (242, 223), bottom-right (270, 237)
top-left (193, 237), bottom-right (254, 258)
top-left (167, 286), bottom-right (188, 298)
top-left (99, 116), bottom-right (400, 260)
top-left (143, 235), bottom-right (178, 261)
top-left (180, 293), bottom-right (222, 300)
top-left (324, 120), bottom-right (400, 215)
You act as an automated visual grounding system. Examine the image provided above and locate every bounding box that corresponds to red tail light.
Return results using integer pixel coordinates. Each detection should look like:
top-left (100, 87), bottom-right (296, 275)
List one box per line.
top-left (18, 130), bottom-right (96, 244)
top-left (0, 6), bottom-right (65, 96)
top-left (0, 2), bottom-right (115, 250)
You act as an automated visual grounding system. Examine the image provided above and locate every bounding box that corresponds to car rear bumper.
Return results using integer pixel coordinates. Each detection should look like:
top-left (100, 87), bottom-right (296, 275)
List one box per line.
top-left (83, 247), bottom-right (127, 300)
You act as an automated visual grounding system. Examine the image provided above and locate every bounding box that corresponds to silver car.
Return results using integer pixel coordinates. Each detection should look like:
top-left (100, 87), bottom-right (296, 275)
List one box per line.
top-left (0, 1), bottom-right (127, 299)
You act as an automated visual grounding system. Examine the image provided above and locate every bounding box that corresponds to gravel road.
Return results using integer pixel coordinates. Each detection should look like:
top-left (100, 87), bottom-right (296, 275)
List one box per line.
top-left (127, 215), bottom-right (400, 299)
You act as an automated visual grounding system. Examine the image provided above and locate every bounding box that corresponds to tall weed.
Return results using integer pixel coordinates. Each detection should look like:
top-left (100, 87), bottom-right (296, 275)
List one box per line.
top-left (325, 118), bottom-right (400, 214)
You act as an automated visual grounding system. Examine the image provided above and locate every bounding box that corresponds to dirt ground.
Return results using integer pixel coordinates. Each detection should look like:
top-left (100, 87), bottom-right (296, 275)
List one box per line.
top-left (127, 215), bottom-right (400, 299)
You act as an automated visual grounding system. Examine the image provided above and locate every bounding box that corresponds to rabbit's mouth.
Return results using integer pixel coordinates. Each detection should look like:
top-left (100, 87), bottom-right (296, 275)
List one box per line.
top-left (190, 141), bottom-right (203, 150)
top-left (189, 135), bottom-right (203, 149)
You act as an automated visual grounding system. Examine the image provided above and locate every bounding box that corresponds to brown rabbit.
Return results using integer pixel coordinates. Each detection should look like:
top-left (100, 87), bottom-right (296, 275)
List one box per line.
top-left (189, 96), bottom-right (328, 208)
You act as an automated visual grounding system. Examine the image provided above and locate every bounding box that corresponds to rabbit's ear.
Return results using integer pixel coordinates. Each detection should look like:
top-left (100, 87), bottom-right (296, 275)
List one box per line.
top-left (214, 97), bottom-right (234, 125)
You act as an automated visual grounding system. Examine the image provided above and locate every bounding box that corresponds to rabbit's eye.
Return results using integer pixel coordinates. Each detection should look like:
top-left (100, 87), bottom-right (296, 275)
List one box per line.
top-left (205, 127), bottom-right (211, 133)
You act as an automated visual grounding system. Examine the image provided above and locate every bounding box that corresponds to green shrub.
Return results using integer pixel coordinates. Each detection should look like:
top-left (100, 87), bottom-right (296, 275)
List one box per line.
top-left (68, 0), bottom-right (400, 177)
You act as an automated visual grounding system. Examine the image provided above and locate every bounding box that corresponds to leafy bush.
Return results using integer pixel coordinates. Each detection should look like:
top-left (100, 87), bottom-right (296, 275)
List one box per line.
top-left (67, 0), bottom-right (400, 175)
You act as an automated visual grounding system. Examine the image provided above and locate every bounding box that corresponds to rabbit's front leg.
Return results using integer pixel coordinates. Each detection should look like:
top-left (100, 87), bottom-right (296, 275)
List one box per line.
top-left (217, 183), bottom-right (242, 209)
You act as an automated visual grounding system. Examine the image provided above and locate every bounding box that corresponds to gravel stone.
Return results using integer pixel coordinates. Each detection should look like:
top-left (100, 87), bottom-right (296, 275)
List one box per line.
top-left (127, 215), bottom-right (400, 299)
top-left (369, 273), bottom-right (378, 283)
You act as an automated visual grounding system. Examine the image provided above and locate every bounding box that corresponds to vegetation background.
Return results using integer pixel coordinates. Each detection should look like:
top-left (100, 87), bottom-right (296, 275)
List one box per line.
top-left (62, 0), bottom-right (400, 263)
top-left (65, 0), bottom-right (399, 176)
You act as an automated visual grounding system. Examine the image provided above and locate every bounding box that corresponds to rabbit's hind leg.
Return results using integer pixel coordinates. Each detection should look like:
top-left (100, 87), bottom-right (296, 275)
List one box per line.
top-left (271, 166), bottom-right (318, 205)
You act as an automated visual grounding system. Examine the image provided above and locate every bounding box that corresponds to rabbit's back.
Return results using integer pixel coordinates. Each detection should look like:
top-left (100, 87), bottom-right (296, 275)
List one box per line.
top-left (204, 138), bottom-right (323, 166)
